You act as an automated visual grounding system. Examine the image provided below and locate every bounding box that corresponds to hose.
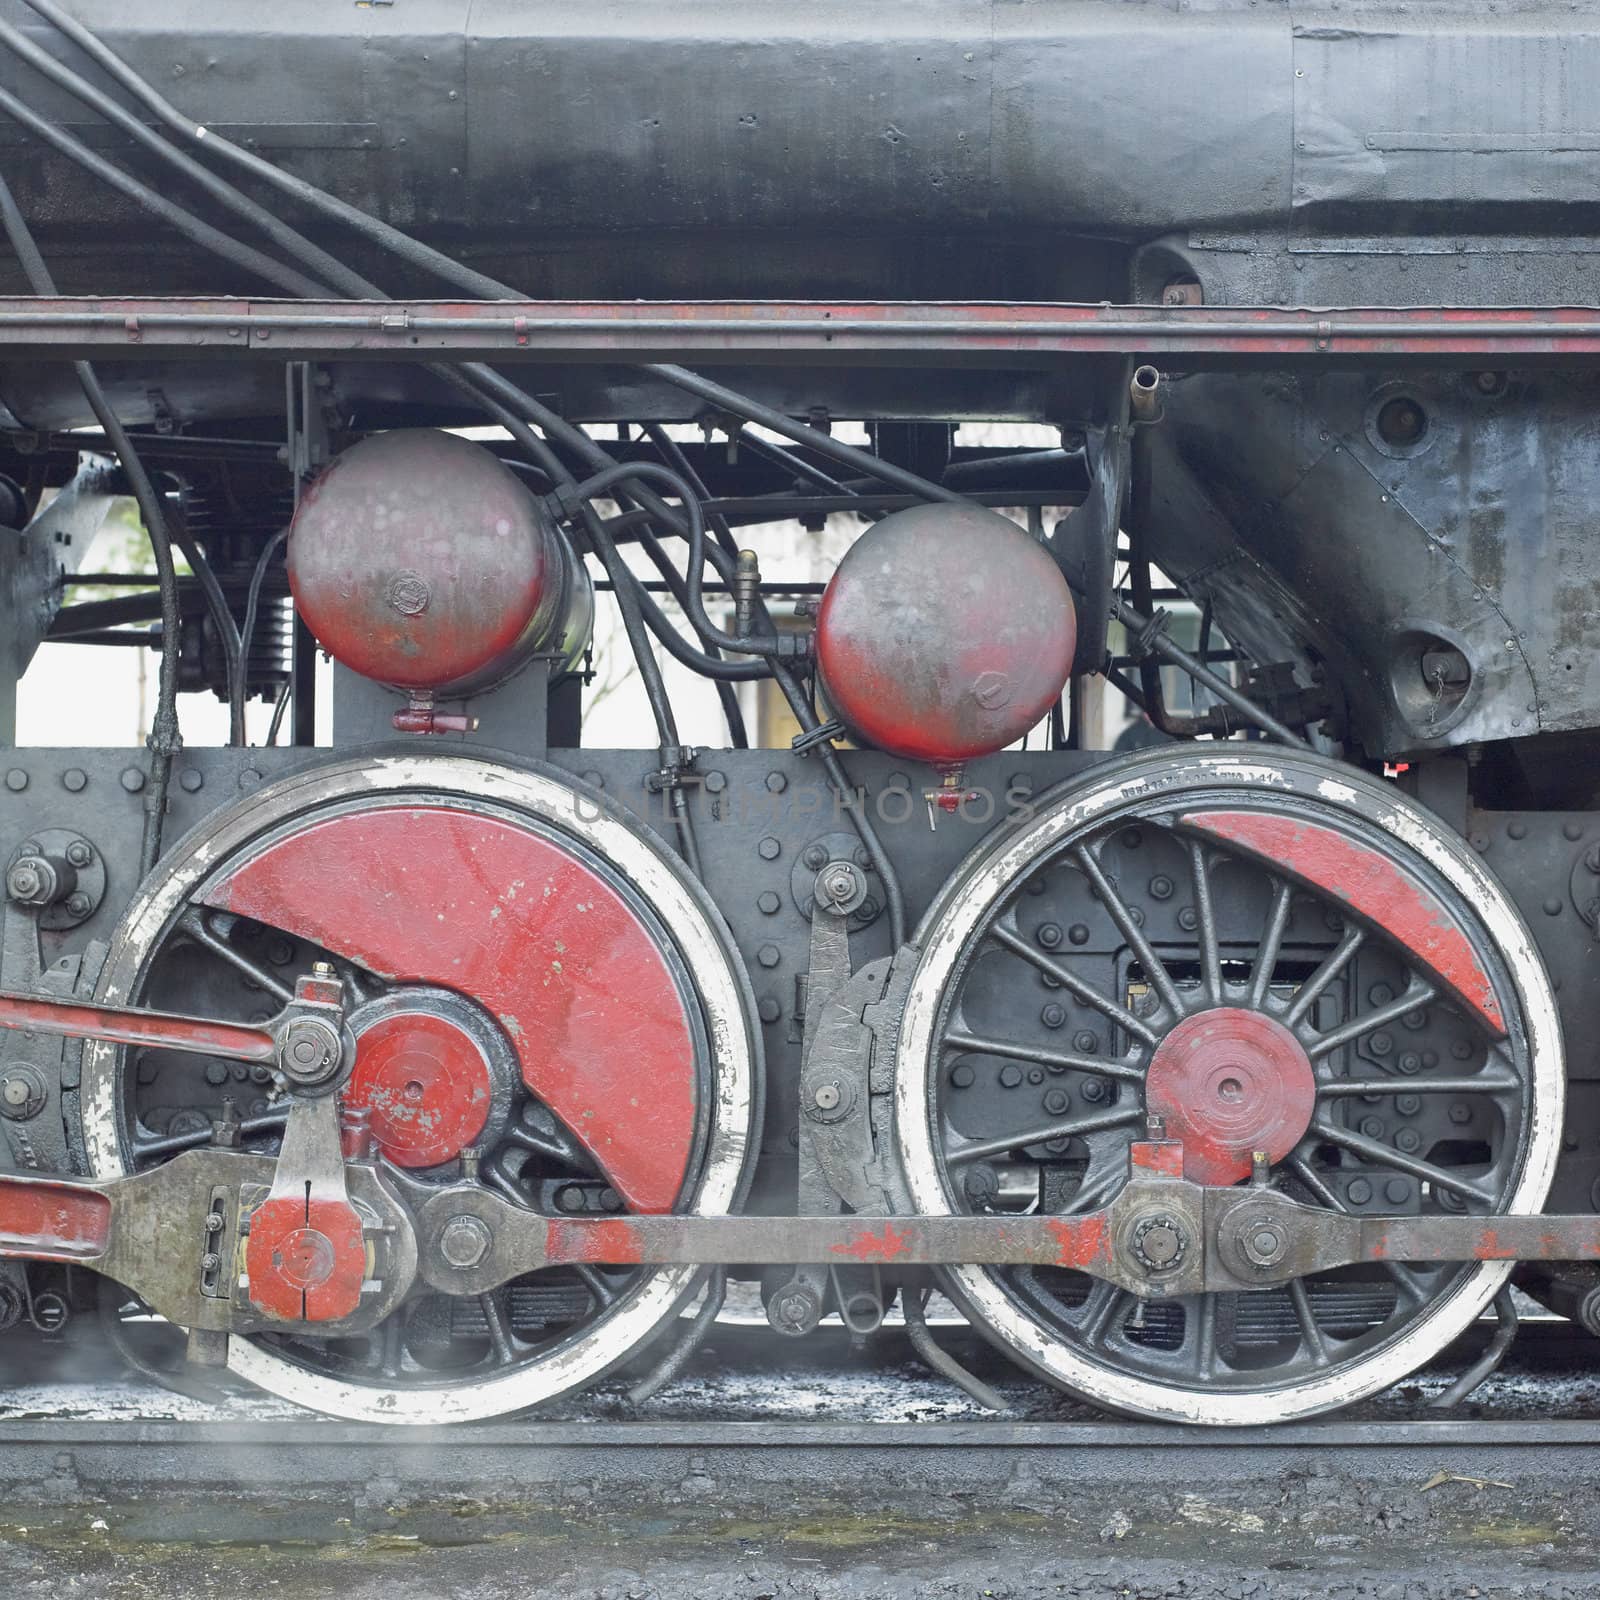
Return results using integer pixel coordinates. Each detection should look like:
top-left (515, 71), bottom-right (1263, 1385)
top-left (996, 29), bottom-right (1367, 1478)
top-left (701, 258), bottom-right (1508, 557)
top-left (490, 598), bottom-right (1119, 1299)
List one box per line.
top-left (0, 170), bottom-right (183, 871)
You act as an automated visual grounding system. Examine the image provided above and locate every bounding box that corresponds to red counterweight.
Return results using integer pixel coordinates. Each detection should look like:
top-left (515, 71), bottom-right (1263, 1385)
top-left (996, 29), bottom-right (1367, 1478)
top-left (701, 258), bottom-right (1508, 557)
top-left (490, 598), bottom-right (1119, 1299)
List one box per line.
top-left (814, 503), bottom-right (1077, 768)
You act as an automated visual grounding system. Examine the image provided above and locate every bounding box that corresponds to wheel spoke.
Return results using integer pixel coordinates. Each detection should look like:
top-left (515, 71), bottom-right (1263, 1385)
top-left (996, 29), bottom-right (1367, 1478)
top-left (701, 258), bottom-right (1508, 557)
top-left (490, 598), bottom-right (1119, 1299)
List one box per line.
top-left (947, 1105), bottom-right (1144, 1167)
top-left (1081, 1281), bottom-right (1127, 1347)
top-left (1310, 1118), bottom-right (1495, 1205)
top-left (178, 909), bottom-right (294, 1004)
top-left (574, 1264), bottom-right (619, 1308)
top-left (943, 1028), bottom-right (1144, 1083)
top-left (1317, 1069), bottom-right (1520, 1098)
top-left (1305, 979), bottom-right (1437, 1061)
top-left (1189, 1292), bottom-right (1219, 1380)
top-left (1188, 842), bottom-right (1222, 1005)
top-left (1287, 1277), bottom-right (1329, 1366)
top-left (478, 1291), bottom-right (516, 1364)
top-left (1072, 844), bottom-right (1185, 1018)
top-left (992, 924), bottom-right (1160, 1047)
top-left (1249, 881), bottom-right (1295, 1010)
top-left (1282, 924), bottom-right (1365, 1028)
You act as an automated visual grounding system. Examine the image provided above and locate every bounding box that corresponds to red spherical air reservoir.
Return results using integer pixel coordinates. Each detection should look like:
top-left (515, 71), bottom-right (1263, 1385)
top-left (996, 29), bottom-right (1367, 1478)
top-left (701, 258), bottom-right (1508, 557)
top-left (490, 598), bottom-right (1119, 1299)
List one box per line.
top-left (815, 504), bottom-right (1077, 764)
top-left (289, 429), bottom-right (591, 696)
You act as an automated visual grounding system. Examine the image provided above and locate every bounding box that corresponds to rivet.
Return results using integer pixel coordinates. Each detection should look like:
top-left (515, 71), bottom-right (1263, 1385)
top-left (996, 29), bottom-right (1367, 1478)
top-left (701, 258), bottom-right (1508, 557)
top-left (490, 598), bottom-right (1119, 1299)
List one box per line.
top-left (119, 766), bottom-right (146, 793)
top-left (998, 1065), bottom-right (1022, 1089)
top-left (1177, 906), bottom-right (1198, 932)
top-left (764, 771), bottom-right (788, 793)
top-left (1564, 821), bottom-right (1584, 841)
top-left (580, 769), bottom-right (605, 790)
top-left (62, 769), bottom-right (87, 792)
top-left (758, 836), bottom-right (781, 861)
top-left (239, 768), bottom-right (262, 792)
top-left (1507, 820), bottom-right (1527, 840)
top-left (179, 768), bottom-right (204, 793)
top-left (757, 996), bottom-right (780, 1024)
top-left (1149, 875), bottom-right (1174, 899)
top-left (1043, 1088), bottom-right (1070, 1115)
top-left (3, 769), bottom-right (25, 792)
top-left (1384, 1179), bottom-right (1409, 1205)
top-left (1347, 1178), bottom-right (1373, 1204)
top-left (950, 1063), bottom-right (975, 1089)
top-left (1545, 898), bottom-right (1563, 916)
top-left (1068, 923), bottom-right (1089, 945)
top-left (756, 943), bottom-right (781, 968)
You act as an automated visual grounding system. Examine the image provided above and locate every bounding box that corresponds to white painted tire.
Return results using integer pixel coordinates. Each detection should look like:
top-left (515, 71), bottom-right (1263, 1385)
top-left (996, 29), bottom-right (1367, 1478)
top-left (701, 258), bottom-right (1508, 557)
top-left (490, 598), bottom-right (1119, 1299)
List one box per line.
top-left (893, 747), bottom-right (1563, 1426)
top-left (81, 753), bottom-right (759, 1425)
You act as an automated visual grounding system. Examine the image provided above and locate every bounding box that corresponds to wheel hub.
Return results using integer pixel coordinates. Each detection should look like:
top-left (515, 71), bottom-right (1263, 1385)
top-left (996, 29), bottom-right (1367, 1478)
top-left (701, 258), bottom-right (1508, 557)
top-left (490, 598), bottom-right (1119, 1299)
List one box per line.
top-left (1145, 1007), bottom-right (1317, 1186)
top-left (345, 1005), bottom-right (494, 1169)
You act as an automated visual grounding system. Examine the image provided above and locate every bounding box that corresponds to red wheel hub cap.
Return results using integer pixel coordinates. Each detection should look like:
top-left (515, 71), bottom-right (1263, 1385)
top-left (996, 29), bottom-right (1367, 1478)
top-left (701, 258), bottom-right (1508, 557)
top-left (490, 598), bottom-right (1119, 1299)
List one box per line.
top-left (1145, 1007), bottom-right (1317, 1186)
top-left (344, 1010), bottom-right (493, 1169)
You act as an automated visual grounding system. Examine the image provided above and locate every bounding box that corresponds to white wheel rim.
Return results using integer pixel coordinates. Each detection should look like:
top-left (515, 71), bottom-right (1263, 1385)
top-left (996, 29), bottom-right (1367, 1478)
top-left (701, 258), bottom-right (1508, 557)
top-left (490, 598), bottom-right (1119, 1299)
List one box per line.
top-left (893, 749), bottom-right (1563, 1426)
top-left (81, 753), bottom-right (756, 1425)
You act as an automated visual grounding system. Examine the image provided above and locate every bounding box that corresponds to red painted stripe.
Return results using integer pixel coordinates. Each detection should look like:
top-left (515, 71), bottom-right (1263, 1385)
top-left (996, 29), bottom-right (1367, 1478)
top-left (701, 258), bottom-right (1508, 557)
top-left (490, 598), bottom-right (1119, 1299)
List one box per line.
top-left (1180, 810), bottom-right (1506, 1036)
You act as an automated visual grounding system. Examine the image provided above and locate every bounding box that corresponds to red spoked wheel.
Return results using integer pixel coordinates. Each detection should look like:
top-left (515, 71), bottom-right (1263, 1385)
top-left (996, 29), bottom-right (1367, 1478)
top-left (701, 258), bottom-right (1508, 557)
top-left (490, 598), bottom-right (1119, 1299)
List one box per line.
top-left (894, 747), bottom-right (1562, 1425)
top-left (80, 754), bottom-right (758, 1424)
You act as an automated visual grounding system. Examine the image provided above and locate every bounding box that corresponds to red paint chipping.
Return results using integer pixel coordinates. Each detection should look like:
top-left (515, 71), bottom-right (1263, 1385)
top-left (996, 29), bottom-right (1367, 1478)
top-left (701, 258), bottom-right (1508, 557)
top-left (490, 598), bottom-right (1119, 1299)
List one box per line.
top-left (546, 1217), bottom-right (645, 1266)
top-left (830, 1222), bottom-right (911, 1263)
top-left (200, 803), bottom-right (700, 1214)
top-left (1045, 1213), bottom-right (1110, 1270)
top-left (1129, 1139), bottom-right (1185, 1177)
top-left (246, 1193), bottom-right (365, 1321)
top-left (1180, 810), bottom-right (1506, 1036)
top-left (0, 1177), bottom-right (110, 1260)
top-left (1145, 1008), bottom-right (1317, 1187)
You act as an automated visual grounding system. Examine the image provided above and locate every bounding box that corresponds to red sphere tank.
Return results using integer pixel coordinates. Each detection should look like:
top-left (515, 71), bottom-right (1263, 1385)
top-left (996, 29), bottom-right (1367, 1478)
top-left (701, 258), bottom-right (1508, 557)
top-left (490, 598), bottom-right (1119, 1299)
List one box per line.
top-left (289, 428), bottom-right (588, 694)
top-left (814, 503), bottom-right (1077, 764)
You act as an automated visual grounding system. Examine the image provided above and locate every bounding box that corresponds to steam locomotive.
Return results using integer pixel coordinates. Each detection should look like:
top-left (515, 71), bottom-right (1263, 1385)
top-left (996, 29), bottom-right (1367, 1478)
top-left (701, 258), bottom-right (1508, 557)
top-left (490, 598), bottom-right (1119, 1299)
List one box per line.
top-left (1, 0), bottom-right (1598, 1428)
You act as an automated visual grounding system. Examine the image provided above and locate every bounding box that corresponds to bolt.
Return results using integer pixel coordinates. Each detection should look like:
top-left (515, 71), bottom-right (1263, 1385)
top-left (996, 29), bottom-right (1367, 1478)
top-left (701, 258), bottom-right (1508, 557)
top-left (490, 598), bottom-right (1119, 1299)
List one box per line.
top-left (312, 961), bottom-right (335, 979)
top-left (757, 943), bottom-right (780, 969)
top-left (3, 769), bottom-right (25, 793)
top-left (1177, 907), bottom-right (1198, 932)
top-left (773, 1292), bottom-right (814, 1333)
top-left (812, 1082), bottom-right (841, 1112)
top-left (1081, 1079), bottom-right (1107, 1103)
top-left (1369, 1031), bottom-right (1393, 1055)
top-left (65, 840), bottom-right (92, 868)
top-left (1037, 923), bottom-right (1062, 949)
top-left (765, 771), bottom-right (788, 793)
top-left (6, 862), bottom-right (43, 903)
top-left (757, 891), bottom-right (781, 915)
top-left (65, 892), bottom-right (90, 918)
top-left (822, 867), bottom-right (856, 904)
top-left (1384, 1179), bottom-right (1410, 1205)
top-left (1068, 924), bottom-right (1090, 945)
top-left (179, 768), bottom-right (204, 793)
top-left (703, 770), bottom-right (727, 794)
top-left (950, 1063), bottom-right (975, 1089)
top-left (2, 1078), bottom-right (29, 1108)
top-left (1396, 1127), bottom-right (1422, 1153)
top-left (119, 766), bottom-right (146, 793)
top-left (1074, 1031), bottom-right (1099, 1054)
top-left (757, 996), bottom-right (780, 1024)
top-left (1149, 875), bottom-right (1173, 900)
top-left (1041, 1004), bottom-right (1065, 1029)
top-left (1587, 845), bottom-right (1600, 876)
top-left (1242, 1223), bottom-right (1286, 1268)
top-left (1043, 1088), bottom-right (1070, 1115)
top-left (205, 1211), bottom-right (225, 1234)
top-left (999, 1064), bottom-right (1022, 1089)
top-left (1347, 1177), bottom-right (1373, 1205)
top-left (758, 836), bottom-right (781, 861)
top-left (859, 897), bottom-right (880, 920)
top-left (1448, 1102), bottom-right (1471, 1125)
top-left (803, 844), bottom-right (828, 870)
top-left (200, 1252), bottom-right (221, 1273)
top-left (438, 1214), bottom-right (493, 1269)
top-left (62, 769), bottom-right (87, 793)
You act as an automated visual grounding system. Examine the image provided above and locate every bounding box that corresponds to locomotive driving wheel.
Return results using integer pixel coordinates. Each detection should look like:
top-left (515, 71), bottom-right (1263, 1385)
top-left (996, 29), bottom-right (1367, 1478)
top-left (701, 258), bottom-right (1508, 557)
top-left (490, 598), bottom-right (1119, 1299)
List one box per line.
top-left (894, 747), bottom-right (1562, 1424)
top-left (78, 754), bottom-right (759, 1424)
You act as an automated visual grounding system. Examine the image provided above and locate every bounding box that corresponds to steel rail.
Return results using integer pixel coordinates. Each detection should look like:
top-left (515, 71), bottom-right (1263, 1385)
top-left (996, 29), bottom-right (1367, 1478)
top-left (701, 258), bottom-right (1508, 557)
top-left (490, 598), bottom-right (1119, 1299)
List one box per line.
top-left (5, 299), bottom-right (1600, 361)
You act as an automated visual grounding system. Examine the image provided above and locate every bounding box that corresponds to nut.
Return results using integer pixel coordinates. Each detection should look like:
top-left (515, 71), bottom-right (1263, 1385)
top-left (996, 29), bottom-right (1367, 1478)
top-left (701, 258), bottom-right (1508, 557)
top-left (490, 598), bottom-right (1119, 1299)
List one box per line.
top-left (1130, 1212), bottom-right (1188, 1274)
top-left (438, 1214), bottom-right (493, 1270)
